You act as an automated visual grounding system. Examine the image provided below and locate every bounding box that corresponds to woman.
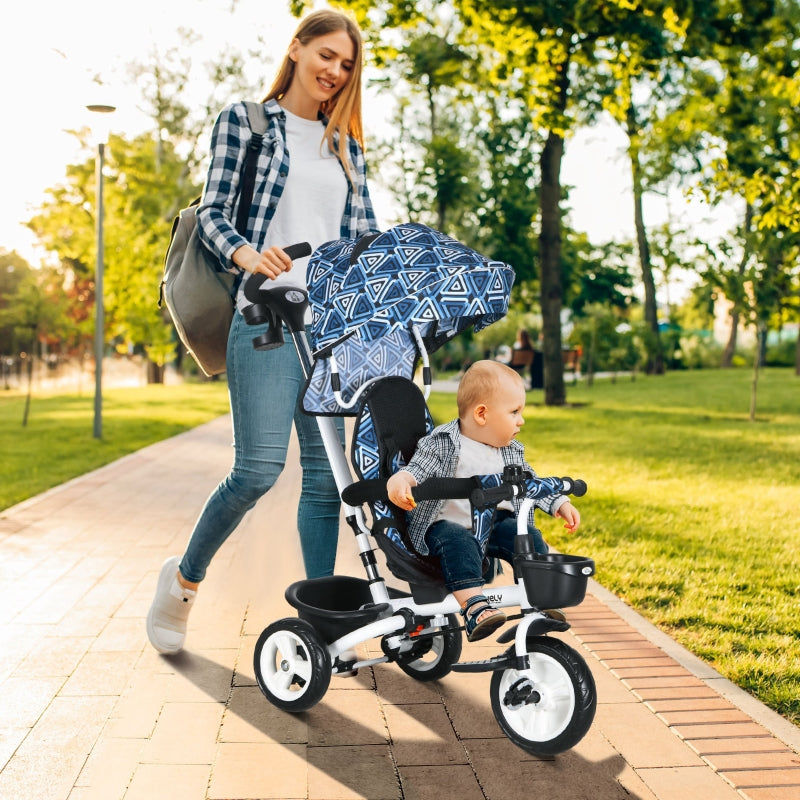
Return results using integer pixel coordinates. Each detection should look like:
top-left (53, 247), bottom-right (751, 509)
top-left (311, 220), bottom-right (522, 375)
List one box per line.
top-left (147, 8), bottom-right (380, 655)
top-left (508, 328), bottom-right (534, 374)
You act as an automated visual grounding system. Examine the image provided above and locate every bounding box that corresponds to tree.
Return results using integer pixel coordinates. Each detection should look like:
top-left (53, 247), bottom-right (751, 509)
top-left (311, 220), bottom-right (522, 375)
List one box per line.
top-left (673, 1), bottom-right (800, 370)
top-left (25, 35), bottom-right (259, 381)
top-left (563, 235), bottom-right (636, 317)
top-left (0, 251), bottom-right (35, 356)
top-left (0, 266), bottom-right (68, 424)
top-left (456, 0), bottom-right (700, 402)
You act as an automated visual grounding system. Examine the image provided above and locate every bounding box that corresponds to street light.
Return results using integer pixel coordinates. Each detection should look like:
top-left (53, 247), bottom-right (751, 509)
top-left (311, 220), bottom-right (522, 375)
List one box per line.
top-left (87, 103), bottom-right (115, 439)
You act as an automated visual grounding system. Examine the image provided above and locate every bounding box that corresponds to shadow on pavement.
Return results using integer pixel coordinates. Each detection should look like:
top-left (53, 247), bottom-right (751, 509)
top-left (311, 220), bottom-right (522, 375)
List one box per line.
top-left (167, 650), bottom-right (643, 800)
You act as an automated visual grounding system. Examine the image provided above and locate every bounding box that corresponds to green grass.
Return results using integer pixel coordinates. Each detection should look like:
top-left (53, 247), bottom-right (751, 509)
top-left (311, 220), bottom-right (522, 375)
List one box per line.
top-left (427, 368), bottom-right (800, 726)
top-left (0, 382), bottom-right (230, 510)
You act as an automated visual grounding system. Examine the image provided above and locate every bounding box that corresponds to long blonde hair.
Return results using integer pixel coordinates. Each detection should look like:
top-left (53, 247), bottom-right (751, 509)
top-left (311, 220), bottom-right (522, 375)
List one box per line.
top-left (263, 8), bottom-right (365, 185)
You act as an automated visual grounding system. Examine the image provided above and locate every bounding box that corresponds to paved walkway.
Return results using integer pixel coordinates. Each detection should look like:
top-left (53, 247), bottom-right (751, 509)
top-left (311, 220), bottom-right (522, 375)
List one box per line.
top-left (1, 415), bottom-right (798, 800)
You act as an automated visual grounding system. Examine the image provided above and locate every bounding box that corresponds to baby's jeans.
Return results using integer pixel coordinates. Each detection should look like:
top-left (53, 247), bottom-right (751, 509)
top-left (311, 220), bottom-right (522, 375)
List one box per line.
top-left (425, 510), bottom-right (547, 592)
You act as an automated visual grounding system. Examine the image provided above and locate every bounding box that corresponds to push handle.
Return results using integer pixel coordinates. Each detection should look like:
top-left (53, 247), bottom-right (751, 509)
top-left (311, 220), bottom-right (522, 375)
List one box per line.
top-left (241, 242), bottom-right (313, 339)
top-left (242, 242), bottom-right (312, 305)
top-left (283, 242), bottom-right (313, 261)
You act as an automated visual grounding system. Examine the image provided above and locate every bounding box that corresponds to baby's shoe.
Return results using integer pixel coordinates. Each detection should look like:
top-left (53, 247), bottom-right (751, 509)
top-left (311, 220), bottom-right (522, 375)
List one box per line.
top-left (461, 594), bottom-right (507, 642)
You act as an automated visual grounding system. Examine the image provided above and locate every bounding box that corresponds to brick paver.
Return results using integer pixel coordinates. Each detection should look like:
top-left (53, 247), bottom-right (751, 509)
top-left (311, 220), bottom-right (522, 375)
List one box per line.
top-left (1, 414), bottom-right (797, 800)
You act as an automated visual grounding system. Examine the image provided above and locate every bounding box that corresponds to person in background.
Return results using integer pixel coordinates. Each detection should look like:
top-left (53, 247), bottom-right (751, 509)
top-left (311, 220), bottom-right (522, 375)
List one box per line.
top-left (508, 328), bottom-right (535, 376)
top-left (147, 8), bottom-right (380, 655)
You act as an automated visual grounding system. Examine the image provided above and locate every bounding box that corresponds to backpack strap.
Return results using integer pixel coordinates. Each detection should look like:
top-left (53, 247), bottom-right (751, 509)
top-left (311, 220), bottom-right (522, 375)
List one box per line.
top-left (235, 101), bottom-right (269, 235)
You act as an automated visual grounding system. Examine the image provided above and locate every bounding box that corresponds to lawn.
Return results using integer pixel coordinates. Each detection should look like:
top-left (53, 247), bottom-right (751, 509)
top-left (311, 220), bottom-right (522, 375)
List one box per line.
top-left (427, 367), bottom-right (800, 727)
top-left (0, 382), bottom-right (230, 510)
top-left (2, 367), bottom-right (798, 727)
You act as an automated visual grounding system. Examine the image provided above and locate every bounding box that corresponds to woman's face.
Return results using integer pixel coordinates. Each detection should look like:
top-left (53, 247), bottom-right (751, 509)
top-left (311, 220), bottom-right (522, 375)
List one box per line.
top-left (288, 29), bottom-right (356, 107)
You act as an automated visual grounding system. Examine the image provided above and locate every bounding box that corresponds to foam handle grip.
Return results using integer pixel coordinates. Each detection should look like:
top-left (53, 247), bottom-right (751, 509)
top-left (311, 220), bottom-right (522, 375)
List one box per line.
top-left (562, 478), bottom-right (587, 497)
top-left (283, 242), bottom-right (312, 260)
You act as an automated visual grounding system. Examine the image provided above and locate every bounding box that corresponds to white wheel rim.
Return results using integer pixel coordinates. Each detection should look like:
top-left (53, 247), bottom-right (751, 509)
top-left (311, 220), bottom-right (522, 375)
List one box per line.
top-left (497, 651), bottom-right (575, 742)
top-left (259, 630), bottom-right (314, 701)
top-left (406, 634), bottom-right (445, 672)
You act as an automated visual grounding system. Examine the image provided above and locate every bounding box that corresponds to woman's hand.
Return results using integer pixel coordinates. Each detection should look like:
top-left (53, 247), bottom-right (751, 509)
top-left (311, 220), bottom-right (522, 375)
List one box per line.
top-left (233, 244), bottom-right (293, 279)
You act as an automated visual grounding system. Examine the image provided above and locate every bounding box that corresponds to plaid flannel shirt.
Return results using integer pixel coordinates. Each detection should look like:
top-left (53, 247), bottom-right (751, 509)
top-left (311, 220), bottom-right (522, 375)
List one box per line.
top-left (196, 99), bottom-right (379, 271)
top-left (400, 419), bottom-right (567, 555)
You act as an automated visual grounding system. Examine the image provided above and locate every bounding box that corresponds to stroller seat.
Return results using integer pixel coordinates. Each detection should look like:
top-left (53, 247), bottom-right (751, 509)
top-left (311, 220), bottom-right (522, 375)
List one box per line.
top-left (346, 376), bottom-right (449, 599)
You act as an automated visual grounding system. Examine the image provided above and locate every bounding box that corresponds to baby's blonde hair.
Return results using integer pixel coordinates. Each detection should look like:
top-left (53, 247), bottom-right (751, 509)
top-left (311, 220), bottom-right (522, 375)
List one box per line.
top-left (457, 360), bottom-right (524, 419)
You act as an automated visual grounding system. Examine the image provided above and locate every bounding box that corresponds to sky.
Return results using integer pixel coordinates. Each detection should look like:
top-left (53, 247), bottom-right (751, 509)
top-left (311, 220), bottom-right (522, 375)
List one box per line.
top-left (1, 0), bottom-right (739, 297)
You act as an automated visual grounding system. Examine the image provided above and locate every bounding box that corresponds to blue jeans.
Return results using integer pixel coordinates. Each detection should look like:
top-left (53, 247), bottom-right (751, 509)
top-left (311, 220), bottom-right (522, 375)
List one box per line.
top-left (179, 312), bottom-right (344, 583)
top-left (425, 510), bottom-right (547, 592)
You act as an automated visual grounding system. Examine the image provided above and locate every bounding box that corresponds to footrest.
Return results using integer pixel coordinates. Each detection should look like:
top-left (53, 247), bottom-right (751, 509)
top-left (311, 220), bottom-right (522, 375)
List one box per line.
top-left (451, 654), bottom-right (515, 673)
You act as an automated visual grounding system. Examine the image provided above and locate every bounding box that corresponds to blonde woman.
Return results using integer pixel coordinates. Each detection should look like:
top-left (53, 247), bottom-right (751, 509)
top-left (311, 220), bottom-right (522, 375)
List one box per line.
top-left (147, 9), bottom-right (380, 654)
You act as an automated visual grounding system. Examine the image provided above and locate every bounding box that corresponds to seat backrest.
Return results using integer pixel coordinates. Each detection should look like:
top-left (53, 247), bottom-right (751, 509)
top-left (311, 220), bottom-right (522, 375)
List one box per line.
top-left (350, 377), bottom-right (445, 586)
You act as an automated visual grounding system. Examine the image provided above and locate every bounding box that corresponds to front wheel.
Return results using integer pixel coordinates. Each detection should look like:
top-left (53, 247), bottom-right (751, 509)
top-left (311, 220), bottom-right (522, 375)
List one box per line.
top-left (490, 636), bottom-right (596, 756)
top-left (254, 618), bottom-right (331, 712)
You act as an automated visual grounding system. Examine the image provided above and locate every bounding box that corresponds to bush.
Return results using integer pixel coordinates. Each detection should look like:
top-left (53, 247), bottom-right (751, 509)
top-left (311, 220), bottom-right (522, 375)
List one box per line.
top-left (678, 333), bottom-right (724, 369)
top-left (765, 337), bottom-right (798, 367)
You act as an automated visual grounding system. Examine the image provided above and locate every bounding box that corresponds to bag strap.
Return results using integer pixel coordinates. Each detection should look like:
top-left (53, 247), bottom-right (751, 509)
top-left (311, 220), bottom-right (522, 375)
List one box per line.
top-left (235, 101), bottom-right (269, 235)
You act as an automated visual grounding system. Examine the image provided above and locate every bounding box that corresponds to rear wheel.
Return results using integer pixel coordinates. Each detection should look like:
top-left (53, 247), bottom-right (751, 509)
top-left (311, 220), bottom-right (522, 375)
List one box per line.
top-left (490, 636), bottom-right (596, 756)
top-left (254, 618), bottom-right (331, 712)
top-left (384, 614), bottom-right (462, 682)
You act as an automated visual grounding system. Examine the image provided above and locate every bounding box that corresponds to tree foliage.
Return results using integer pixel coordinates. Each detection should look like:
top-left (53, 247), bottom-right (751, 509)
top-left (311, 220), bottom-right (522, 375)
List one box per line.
top-left (22, 32), bottom-right (258, 378)
top-left (14, 0), bottom-right (799, 394)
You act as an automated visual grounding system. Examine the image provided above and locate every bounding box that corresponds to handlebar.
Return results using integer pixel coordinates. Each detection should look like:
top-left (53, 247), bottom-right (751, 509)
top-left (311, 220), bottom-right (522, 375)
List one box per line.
top-left (240, 242), bottom-right (313, 338)
top-left (341, 473), bottom-right (587, 509)
top-left (242, 242), bottom-right (312, 305)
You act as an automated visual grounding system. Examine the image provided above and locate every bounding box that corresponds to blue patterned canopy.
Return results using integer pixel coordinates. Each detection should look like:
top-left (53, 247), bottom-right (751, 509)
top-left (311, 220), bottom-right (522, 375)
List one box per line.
top-left (303, 222), bottom-right (515, 415)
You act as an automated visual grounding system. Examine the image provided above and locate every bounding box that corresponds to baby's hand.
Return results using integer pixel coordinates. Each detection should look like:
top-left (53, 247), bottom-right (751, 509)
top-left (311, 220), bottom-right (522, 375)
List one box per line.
top-left (556, 501), bottom-right (581, 532)
top-left (387, 471), bottom-right (417, 511)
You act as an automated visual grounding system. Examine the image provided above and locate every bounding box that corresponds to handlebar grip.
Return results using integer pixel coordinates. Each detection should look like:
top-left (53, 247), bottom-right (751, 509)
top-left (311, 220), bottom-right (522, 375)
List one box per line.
top-left (242, 242), bottom-right (312, 304)
top-left (561, 477), bottom-right (587, 497)
top-left (412, 477), bottom-right (477, 502)
top-left (283, 242), bottom-right (312, 260)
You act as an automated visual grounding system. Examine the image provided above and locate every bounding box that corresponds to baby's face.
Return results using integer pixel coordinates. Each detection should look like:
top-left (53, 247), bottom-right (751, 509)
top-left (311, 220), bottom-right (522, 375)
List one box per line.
top-left (482, 377), bottom-right (527, 448)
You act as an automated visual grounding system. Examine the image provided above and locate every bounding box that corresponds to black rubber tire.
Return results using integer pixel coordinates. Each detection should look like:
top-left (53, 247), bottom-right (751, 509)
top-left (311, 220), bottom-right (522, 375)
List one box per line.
top-left (253, 617), bottom-right (331, 712)
top-left (388, 614), bottom-right (463, 682)
top-left (490, 636), bottom-right (596, 756)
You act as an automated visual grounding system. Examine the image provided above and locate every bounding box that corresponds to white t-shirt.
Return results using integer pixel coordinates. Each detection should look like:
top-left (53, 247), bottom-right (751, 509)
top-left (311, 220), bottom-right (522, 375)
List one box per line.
top-left (236, 108), bottom-right (347, 311)
top-left (434, 435), bottom-right (513, 529)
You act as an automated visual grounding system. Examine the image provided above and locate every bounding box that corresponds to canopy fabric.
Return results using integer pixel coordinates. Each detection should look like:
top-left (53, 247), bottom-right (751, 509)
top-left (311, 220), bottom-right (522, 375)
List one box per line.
top-left (307, 222), bottom-right (514, 353)
top-left (302, 222), bottom-right (515, 416)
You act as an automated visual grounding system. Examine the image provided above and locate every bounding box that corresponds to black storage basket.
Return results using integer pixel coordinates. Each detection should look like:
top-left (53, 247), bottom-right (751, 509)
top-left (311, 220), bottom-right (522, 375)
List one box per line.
top-left (517, 553), bottom-right (595, 609)
top-left (285, 576), bottom-right (397, 643)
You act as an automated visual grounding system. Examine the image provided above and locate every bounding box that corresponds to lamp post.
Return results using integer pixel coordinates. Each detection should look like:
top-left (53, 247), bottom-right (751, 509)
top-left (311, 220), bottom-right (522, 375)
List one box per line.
top-left (87, 103), bottom-right (115, 439)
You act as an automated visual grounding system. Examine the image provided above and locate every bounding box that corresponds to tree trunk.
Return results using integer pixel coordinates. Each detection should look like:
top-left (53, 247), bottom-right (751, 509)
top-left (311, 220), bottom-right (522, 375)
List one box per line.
top-left (538, 56), bottom-right (570, 407)
top-left (722, 202), bottom-right (753, 368)
top-left (627, 102), bottom-right (663, 374)
top-left (749, 322), bottom-right (765, 422)
top-left (795, 325), bottom-right (800, 376)
top-left (147, 361), bottom-right (165, 384)
top-left (722, 308), bottom-right (740, 367)
top-left (539, 128), bottom-right (566, 406)
top-left (22, 328), bottom-right (36, 427)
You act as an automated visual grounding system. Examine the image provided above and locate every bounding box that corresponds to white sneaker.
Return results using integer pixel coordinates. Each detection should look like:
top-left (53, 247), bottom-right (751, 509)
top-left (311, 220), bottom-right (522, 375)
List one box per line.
top-left (146, 556), bottom-right (196, 654)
